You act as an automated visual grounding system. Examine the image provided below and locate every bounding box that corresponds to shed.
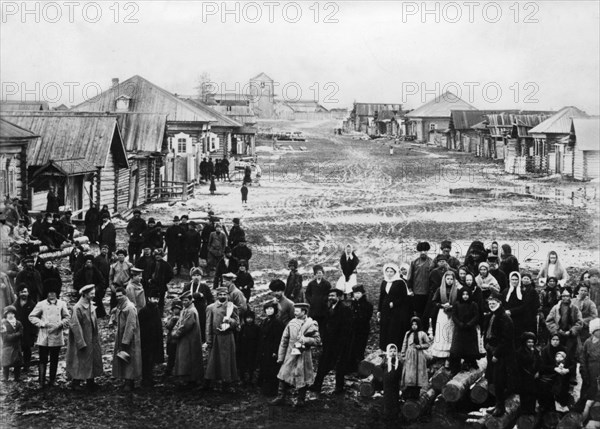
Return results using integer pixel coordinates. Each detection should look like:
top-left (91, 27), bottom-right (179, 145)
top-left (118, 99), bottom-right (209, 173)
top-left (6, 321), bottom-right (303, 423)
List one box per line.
top-left (571, 117), bottom-right (600, 181)
top-left (0, 119), bottom-right (39, 203)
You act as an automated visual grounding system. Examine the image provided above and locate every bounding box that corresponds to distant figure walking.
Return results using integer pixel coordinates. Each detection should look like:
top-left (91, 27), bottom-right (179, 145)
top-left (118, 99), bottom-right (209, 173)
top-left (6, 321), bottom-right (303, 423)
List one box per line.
top-left (389, 145), bottom-right (394, 156)
top-left (209, 175), bottom-right (216, 195)
top-left (241, 183), bottom-right (248, 206)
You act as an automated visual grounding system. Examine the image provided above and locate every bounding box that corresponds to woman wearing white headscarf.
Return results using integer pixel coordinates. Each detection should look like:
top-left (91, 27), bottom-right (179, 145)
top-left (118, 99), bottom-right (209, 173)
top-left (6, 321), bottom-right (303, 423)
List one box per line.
top-left (337, 244), bottom-right (359, 295)
top-left (502, 271), bottom-right (539, 341)
top-left (430, 271), bottom-right (459, 364)
top-left (378, 263), bottom-right (413, 351)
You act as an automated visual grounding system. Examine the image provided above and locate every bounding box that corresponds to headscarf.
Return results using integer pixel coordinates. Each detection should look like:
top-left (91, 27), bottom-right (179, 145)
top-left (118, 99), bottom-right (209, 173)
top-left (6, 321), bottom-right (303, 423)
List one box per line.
top-left (386, 343), bottom-right (399, 372)
top-left (506, 271), bottom-right (523, 301)
top-left (440, 270), bottom-right (459, 305)
top-left (383, 263), bottom-right (401, 282)
top-left (501, 244), bottom-right (513, 258)
top-left (399, 262), bottom-right (410, 280)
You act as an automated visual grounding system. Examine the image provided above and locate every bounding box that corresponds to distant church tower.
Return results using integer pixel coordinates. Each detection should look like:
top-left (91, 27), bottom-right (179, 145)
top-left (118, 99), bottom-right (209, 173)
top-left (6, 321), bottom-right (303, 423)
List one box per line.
top-left (249, 72), bottom-right (274, 118)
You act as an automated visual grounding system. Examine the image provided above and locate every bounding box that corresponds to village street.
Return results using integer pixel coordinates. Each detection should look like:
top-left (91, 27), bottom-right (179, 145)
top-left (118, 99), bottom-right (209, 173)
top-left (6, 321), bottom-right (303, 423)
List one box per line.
top-left (2, 119), bottom-right (598, 429)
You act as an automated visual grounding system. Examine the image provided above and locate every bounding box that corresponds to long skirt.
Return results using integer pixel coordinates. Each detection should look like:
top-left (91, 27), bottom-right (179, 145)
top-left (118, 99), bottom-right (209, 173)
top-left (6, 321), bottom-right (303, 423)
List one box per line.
top-left (430, 309), bottom-right (454, 359)
top-left (336, 274), bottom-right (357, 295)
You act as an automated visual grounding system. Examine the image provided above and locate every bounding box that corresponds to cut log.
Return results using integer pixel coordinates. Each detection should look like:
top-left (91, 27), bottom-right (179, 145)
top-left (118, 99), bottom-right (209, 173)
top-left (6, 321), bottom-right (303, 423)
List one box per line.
top-left (470, 377), bottom-right (489, 404)
top-left (542, 411), bottom-right (561, 429)
top-left (401, 387), bottom-right (437, 420)
top-left (359, 375), bottom-right (375, 397)
top-left (443, 360), bottom-right (487, 402)
top-left (358, 351), bottom-right (384, 379)
top-left (557, 412), bottom-right (583, 429)
top-left (432, 394), bottom-right (450, 419)
top-left (517, 414), bottom-right (540, 429)
top-left (431, 366), bottom-right (453, 391)
top-left (485, 394), bottom-right (520, 429)
top-left (466, 413), bottom-right (492, 429)
top-left (38, 236), bottom-right (89, 253)
top-left (39, 243), bottom-right (90, 261)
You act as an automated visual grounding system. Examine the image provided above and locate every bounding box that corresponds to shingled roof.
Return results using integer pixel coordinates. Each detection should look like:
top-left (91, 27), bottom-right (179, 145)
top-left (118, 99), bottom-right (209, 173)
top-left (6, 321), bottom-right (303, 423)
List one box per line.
top-left (406, 92), bottom-right (477, 118)
top-left (529, 106), bottom-right (589, 135)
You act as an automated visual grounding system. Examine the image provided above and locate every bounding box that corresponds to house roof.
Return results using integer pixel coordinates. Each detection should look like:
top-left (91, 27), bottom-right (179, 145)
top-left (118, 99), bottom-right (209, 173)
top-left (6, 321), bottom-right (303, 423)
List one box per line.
top-left (1, 112), bottom-right (128, 170)
top-left (70, 75), bottom-right (215, 123)
top-left (0, 100), bottom-right (49, 111)
top-left (114, 112), bottom-right (167, 152)
top-left (249, 72), bottom-right (274, 82)
top-left (485, 112), bottom-right (555, 137)
top-left (355, 103), bottom-right (402, 116)
top-left (405, 92), bottom-right (477, 118)
top-left (572, 117), bottom-right (600, 151)
top-left (282, 100), bottom-right (329, 113)
top-left (450, 110), bottom-right (520, 130)
top-left (32, 159), bottom-right (98, 177)
top-left (181, 98), bottom-right (242, 127)
top-left (529, 106), bottom-right (589, 135)
top-left (0, 118), bottom-right (39, 140)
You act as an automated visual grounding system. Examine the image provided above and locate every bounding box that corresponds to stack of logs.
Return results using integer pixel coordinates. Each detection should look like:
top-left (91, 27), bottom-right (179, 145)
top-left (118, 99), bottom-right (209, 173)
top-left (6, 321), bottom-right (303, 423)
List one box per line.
top-left (38, 234), bottom-right (90, 261)
top-left (358, 353), bottom-right (588, 429)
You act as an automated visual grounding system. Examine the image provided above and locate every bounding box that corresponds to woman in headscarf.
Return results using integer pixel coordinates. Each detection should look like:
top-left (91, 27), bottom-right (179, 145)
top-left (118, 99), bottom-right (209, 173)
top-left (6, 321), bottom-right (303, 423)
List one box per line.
top-left (580, 318), bottom-right (600, 416)
top-left (515, 332), bottom-right (540, 415)
top-left (378, 263), bottom-right (412, 351)
top-left (502, 272), bottom-right (533, 340)
top-left (537, 333), bottom-right (575, 411)
top-left (430, 271), bottom-right (459, 366)
top-left (500, 244), bottom-right (519, 276)
top-left (337, 244), bottom-right (359, 296)
top-left (538, 250), bottom-right (569, 288)
top-left (399, 263), bottom-right (410, 282)
top-left (450, 287), bottom-right (481, 373)
top-left (465, 241), bottom-right (488, 276)
top-left (457, 265), bottom-right (469, 287)
top-left (476, 262), bottom-right (500, 311)
top-left (538, 276), bottom-right (561, 345)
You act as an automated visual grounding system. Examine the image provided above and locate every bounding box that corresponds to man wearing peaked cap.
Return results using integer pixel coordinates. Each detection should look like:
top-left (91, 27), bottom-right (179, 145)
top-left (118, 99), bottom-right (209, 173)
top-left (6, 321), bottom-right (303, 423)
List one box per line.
top-left (15, 257), bottom-right (43, 303)
top-left (126, 209), bottom-right (146, 265)
top-left (66, 281), bottom-right (103, 391)
top-left (271, 299), bottom-right (321, 407)
top-left (285, 259), bottom-right (304, 303)
top-left (305, 265), bottom-right (331, 331)
top-left (74, 254), bottom-right (106, 315)
top-left (165, 215), bottom-right (184, 275)
top-left (409, 242), bottom-right (435, 325)
top-left (213, 246), bottom-right (239, 290)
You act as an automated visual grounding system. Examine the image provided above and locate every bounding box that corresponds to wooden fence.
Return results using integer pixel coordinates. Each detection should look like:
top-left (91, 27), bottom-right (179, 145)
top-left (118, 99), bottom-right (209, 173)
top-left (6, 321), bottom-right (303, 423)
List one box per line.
top-left (149, 180), bottom-right (195, 202)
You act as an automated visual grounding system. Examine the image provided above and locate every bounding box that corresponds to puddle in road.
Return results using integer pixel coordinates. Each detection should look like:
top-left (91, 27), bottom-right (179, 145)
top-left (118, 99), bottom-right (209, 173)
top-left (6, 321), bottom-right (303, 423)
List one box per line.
top-left (449, 185), bottom-right (598, 208)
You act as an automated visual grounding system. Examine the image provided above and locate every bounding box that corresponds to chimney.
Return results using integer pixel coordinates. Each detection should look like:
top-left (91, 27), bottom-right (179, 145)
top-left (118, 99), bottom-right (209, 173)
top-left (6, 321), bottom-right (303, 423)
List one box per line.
top-left (112, 78), bottom-right (119, 87)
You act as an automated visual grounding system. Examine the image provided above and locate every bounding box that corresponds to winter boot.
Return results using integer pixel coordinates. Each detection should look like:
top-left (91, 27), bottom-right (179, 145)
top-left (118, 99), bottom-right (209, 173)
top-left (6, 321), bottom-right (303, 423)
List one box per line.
top-left (296, 386), bottom-right (308, 407)
top-left (38, 364), bottom-right (47, 388)
top-left (270, 381), bottom-right (287, 406)
top-left (48, 361), bottom-right (58, 387)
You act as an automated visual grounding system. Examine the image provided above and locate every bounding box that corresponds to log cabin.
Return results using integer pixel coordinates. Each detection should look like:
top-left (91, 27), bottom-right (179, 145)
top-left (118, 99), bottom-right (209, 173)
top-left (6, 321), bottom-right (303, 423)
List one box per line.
top-left (571, 116), bottom-right (600, 181)
top-left (0, 118), bottom-right (39, 203)
top-left (1, 112), bottom-right (129, 217)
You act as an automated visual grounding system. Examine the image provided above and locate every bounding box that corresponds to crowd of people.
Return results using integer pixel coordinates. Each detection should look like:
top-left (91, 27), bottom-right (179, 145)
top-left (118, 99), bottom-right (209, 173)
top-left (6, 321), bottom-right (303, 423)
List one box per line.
top-left (1, 204), bottom-right (600, 424)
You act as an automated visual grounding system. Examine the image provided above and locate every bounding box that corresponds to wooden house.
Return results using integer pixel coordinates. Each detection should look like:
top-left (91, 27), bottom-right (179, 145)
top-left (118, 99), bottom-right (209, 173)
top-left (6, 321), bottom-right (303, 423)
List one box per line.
top-left (529, 107), bottom-right (589, 176)
top-left (2, 112), bottom-right (129, 216)
top-left (405, 92), bottom-right (477, 144)
top-left (481, 112), bottom-right (553, 172)
top-left (571, 117), bottom-right (600, 181)
top-left (448, 110), bottom-right (517, 152)
top-left (350, 103), bottom-right (403, 135)
top-left (249, 72), bottom-right (275, 118)
top-left (0, 119), bottom-right (39, 203)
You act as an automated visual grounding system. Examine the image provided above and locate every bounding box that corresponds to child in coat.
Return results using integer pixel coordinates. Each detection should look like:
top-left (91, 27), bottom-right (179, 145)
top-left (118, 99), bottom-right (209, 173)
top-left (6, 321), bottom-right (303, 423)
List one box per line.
top-left (400, 316), bottom-right (430, 399)
top-left (382, 343), bottom-right (402, 420)
top-left (165, 300), bottom-right (182, 376)
top-left (1, 306), bottom-right (23, 381)
top-left (449, 288), bottom-right (481, 373)
top-left (237, 311), bottom-right (261, 385)
top-left (241, 183), bottom-right (248, 205)
top-left (209, 175), bottom-right (217, 195)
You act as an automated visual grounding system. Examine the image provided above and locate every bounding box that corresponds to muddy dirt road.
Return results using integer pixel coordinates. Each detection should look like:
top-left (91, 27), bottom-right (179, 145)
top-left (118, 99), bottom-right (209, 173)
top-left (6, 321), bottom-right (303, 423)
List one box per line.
top-left (3, 119), bottom-right (598, 429)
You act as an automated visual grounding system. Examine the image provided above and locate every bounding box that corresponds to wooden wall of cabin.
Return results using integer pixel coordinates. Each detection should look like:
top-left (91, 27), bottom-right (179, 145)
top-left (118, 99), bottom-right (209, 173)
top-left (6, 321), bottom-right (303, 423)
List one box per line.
top-left (0, 144), bottom-right (26, 203)
top-left (115, 165), bottom-right (129, 212)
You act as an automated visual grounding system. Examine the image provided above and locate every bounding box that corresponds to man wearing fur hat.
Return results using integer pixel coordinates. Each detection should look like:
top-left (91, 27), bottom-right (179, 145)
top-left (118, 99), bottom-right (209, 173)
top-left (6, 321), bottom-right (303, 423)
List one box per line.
top-left (111, 287), bottom-right (142, 391)
top-left (483, 290), bottom-right (516, 417)
top-left (99, 214), bottom-right (116, 257)
top-left (74, 254), bottom-right (105, 298)
top-left (310, 288), bottom-right (352, 394)
top-left (271, 303), bottom-right (321, 407)
top-left (270, 279), bottom-right (294, 326)
top-left (408, 242), bottom-right (434, 322)
top-left (15, 257), bottom-right (43, 303)
top-left (285, 259), bottom-right (304, 303)
top-left (228, 218), bottom-right (246, 249)
top-left (165, 216), bottom-right (185, 275)
top-left (234, 260), bottom-right (254, 303)
top-left (204, 287), bottom-right (240, 392)
top-left (432, 240), bottom-right (460, 271)
top-left (305, 265), bottom-right (331, 332)
top-left (182, 268), bottom-right (213, 342)
top-left (65, 284), bottom-right (103, 391)
top-left (138, 288), bottom-right (164, 388)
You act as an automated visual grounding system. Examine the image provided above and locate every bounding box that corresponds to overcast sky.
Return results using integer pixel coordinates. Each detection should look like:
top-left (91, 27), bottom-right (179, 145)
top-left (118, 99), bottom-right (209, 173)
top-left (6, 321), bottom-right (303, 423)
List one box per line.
top-left (1, 1), bottom-right (599, 113)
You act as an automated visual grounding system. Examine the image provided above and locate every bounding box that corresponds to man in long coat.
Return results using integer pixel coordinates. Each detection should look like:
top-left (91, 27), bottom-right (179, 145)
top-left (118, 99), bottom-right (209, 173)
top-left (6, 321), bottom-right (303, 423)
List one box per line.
top-left (204, 287), bottom-right (240, 392)
top-left (65, 284), bottom-right (103, 391)
top-left (126, 209), bottom-right (147, 265)
top-left (149, 250), bottom-right (173, 314)
top-left (99, 214), bottom-right (116, 257)
top-left (305, 265), bottom-right (331, 332)
top-left (213, 247), bottom-right (239, 289)
top-left (74, 254), bottom-right (106, 295)
top-left (111, 287), bottom-right (142, 391)
top-left (207, 224), bottom-right (227, 273)
top-left (271, 303), bottom-right (321, 407)
top-left (92, 244), bottom-right (111, 317)
top-left (172, 290), bottom-right (203, 387)
top-left (164, 216), bottom-right (184, 275)
top-left (15, 257), bottom-right (43, 303)
top-left (138, 288), bottom-right (164, 387)
top-left (270, 279), bottom-right (294, 326)
top-left (285, 259), bottom-right (304, 303)
top-left (13, 288), bottom-right (37, 374)
top-left (310, 289), bottom-right (352, 394)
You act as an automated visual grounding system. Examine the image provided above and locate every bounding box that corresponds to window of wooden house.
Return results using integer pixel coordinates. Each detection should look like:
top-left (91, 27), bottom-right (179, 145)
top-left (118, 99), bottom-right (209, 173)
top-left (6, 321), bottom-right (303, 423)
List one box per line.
top-left (430, 123), bottom-right (437, 131)
top-left (177, 138), bottom-right (187, 153)
top-left (0, 169), bottom-right (7, 201)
